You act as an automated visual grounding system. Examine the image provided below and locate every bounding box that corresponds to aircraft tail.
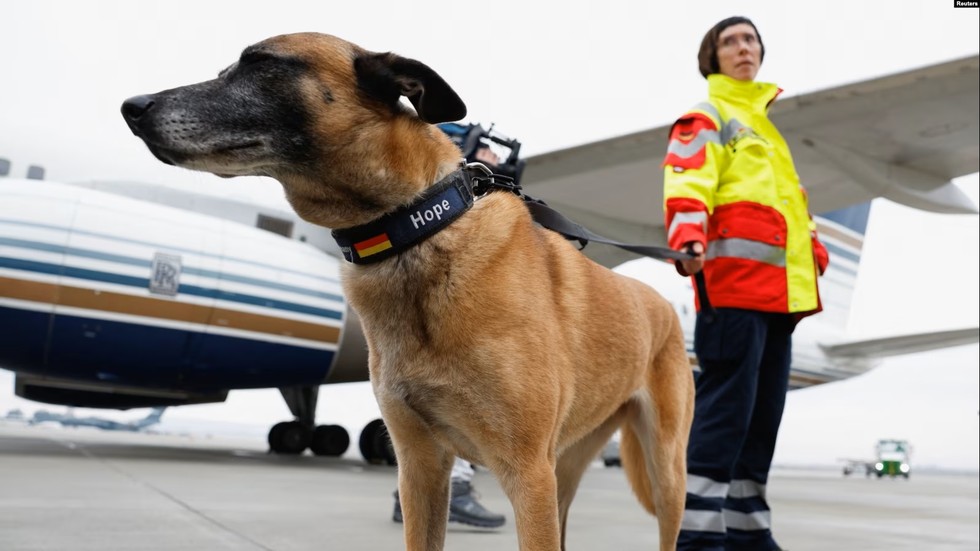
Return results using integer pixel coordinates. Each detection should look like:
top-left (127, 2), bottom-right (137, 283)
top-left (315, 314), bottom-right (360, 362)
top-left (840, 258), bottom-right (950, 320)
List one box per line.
top-left (814, 202), bottom-right (871, 331)
top-left (820, 327), bottom-right (979, 359)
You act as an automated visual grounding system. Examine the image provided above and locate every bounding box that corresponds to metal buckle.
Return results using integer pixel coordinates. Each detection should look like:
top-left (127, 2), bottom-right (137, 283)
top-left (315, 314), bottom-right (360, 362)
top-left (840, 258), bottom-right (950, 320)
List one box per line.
top-left (464, 162), bottom-right (521, 198)
top-left (465, 162), bottom-right (493, 177)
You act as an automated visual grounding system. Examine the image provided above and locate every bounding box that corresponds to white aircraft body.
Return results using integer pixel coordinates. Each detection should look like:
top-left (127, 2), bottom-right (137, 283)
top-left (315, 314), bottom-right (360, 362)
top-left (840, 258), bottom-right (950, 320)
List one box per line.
top-left (0, 55), bottom-right (977, 462)
top-left (0, 179), bottom-right (371, 458)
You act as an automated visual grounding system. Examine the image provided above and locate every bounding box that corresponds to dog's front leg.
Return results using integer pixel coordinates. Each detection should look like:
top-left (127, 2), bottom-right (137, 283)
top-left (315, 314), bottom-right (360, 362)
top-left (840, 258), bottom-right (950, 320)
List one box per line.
top-left (499, 458), bottom-right (561, 551)
top-left (385, 411), bottom-right (454, 551)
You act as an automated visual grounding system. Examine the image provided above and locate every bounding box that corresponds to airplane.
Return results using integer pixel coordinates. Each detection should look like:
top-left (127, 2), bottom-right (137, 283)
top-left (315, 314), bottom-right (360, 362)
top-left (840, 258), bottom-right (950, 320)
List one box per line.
top-left (0, 55), bottom-right (977, 464)
top-left (2, 408), bottom-right (27, 423)
top-left (29, 406), bottom-right (165, 432)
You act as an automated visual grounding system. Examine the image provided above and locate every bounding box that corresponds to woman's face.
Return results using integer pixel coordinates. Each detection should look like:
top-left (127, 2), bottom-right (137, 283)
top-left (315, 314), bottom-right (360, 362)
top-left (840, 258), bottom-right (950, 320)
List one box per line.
top-left (716, 23), bottom-right (762, 81)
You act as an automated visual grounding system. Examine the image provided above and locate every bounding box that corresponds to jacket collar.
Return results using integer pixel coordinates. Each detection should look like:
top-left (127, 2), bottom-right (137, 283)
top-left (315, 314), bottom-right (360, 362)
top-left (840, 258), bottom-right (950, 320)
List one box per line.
top-left (707, 73), bottom-right (782, 112)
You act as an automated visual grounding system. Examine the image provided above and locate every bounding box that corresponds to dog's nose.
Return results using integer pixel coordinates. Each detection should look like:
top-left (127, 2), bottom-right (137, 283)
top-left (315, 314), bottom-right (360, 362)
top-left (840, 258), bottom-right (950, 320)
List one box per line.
top-left (121, 95), bottom-right (156, 122)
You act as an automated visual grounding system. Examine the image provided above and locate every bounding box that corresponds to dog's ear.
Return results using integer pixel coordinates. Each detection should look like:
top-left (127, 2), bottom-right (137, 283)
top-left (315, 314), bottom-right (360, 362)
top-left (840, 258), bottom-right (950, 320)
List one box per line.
top-left (355, 52), bottom-right (466, 124)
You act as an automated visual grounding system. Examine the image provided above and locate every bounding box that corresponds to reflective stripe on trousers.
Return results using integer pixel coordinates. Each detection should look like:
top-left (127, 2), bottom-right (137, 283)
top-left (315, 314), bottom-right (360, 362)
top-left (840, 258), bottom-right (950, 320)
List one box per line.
top-left (681, 476), bottom-right (772, 533)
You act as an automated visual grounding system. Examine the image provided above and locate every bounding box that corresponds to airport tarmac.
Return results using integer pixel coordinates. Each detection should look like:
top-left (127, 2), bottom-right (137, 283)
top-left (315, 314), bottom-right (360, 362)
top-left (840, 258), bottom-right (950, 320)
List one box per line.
top-left (0, 424), bottom-right (977, 551)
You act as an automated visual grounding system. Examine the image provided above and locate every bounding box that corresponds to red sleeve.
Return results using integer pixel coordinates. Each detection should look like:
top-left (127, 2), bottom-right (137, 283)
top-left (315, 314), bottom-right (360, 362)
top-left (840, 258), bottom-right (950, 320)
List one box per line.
top-left (812, 234), bottom-right (829, 275)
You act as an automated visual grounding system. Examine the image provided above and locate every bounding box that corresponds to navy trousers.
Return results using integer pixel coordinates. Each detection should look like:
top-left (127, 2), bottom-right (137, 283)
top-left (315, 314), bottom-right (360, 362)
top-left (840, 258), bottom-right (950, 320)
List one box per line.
top-left (677, 308), bottom-right (793, 551)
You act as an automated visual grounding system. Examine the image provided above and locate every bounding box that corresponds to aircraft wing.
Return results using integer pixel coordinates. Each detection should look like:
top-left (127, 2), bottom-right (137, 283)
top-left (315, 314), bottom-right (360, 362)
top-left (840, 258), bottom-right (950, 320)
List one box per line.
top-left (819, 327), bottom-right (980, 359)
top-left (521, 55), bottom-right (980, 268)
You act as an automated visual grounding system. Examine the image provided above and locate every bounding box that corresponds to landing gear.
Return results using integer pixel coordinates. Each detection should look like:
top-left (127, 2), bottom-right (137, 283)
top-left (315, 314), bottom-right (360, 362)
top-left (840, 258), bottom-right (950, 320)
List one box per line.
top-left (359, 418), bottom-right (397, 465)
top-left (267, 385), bottom-right (350, 457)
top-left (264, 385), bottom-right (395, 463)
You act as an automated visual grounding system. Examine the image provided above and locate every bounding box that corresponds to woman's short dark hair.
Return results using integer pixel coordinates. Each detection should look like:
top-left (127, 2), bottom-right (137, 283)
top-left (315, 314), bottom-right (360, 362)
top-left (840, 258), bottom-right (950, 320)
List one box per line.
top-left (698, 16), bottom-right (765, 78)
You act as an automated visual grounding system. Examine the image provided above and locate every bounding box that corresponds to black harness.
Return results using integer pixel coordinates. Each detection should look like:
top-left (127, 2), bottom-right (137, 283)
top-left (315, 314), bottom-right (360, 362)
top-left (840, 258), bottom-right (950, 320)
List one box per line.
top-left (331, 164), bottom-right (695, 265)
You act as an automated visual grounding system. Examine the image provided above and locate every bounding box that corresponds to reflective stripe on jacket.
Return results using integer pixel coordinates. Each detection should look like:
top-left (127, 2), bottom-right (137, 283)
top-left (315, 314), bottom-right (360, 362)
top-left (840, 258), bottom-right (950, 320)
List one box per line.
top-left (662, 74), bottom-right (829, 315)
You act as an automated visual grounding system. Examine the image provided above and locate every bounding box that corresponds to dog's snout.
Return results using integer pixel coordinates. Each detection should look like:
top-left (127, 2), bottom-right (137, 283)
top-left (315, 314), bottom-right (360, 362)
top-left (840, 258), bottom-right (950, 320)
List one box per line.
top-left (121, 95), bottom-right (156, 123)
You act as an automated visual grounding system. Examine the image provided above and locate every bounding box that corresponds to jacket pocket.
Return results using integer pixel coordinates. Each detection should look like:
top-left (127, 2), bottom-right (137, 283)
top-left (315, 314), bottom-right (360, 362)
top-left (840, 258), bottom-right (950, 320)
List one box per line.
top-left (709, 202), bottom-right (787, 248)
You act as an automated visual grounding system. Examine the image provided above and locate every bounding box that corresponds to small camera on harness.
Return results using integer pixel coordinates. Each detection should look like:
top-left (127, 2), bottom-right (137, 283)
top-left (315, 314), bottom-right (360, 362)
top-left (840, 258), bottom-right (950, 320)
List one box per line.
top-left (438, 122), bottom-right (526, 186)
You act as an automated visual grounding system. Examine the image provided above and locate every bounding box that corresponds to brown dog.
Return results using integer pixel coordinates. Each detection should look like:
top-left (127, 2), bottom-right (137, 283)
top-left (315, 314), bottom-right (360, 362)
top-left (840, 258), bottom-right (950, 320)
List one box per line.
top-left (122, 32), bottom-right (694, 551)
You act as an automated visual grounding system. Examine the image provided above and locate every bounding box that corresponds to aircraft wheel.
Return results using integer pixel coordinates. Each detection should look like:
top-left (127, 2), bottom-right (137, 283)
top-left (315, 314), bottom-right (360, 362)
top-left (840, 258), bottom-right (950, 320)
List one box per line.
top-left (310, 424), bottom-right (350, 456)
top-left (359, 419), bottom-right (397, 465)
top-left (268, 421), bottom-right (288, 449)
top-left (268, 421), bottom-right (312, 455)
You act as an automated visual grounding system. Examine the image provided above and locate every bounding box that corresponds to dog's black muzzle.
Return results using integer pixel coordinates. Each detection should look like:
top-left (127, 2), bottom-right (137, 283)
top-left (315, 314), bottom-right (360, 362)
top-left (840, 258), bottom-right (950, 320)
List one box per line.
top-left (121, 94), bottom-right (156, 134)
top-left (121, 94), bottom-right (177, 166)
top-left (122, 93), bottom-right (154, 120)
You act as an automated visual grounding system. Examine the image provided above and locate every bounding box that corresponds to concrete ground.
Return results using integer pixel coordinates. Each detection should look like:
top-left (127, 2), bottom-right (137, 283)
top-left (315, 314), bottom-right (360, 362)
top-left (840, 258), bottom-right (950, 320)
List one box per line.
top-left (0, 424), bottom-right (976, 551)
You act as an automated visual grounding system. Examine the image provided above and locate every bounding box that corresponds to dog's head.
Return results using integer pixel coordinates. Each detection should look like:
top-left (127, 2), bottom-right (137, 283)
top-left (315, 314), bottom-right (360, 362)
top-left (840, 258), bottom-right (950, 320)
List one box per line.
top-left (122, 33), bottom-right (466, 228)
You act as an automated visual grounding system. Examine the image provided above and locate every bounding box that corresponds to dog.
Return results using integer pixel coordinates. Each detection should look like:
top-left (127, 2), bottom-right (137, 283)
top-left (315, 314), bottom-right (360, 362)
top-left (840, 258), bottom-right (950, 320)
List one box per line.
top-left (122, 32), bottom-right (694, 551)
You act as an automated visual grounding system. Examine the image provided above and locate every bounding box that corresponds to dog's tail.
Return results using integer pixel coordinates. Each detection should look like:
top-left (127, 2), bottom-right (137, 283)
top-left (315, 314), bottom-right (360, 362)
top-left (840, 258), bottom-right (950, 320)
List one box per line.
top-left (620, 421), bottom-right (658, 516)
top-left (618, 314), bottom-right (694, 521)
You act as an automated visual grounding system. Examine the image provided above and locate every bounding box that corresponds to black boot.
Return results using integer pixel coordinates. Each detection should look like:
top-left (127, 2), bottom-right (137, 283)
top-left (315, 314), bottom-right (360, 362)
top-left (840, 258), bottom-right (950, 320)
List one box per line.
top-left (392, 490), bottom-right (403, 523)
top-left (392, 482), bottom-right (506, 528)
top-left (449, 480), bottom-right (506, 528)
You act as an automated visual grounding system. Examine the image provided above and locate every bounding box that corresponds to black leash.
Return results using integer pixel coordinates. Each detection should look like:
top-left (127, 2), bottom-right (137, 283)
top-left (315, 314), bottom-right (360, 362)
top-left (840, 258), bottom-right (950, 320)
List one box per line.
top-left (522, 200), bottom-right (696, 262)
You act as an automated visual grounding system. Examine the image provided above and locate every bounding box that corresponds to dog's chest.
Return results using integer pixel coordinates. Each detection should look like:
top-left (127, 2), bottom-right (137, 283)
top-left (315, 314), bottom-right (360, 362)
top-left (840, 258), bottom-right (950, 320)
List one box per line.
top-left (379, 369), bottom-right (489, 458)
top-left (384, 374), bottom-right (459, 427)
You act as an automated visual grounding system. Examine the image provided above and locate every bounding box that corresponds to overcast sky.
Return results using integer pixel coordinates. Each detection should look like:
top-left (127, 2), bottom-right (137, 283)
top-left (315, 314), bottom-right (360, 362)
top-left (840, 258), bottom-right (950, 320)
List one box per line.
top-left (0, 1), bottom-right (977, 470)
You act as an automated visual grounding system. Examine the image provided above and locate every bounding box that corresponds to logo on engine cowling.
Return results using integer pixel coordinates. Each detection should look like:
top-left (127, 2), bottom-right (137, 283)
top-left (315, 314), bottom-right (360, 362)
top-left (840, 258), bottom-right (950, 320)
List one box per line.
top-left (150, 253), bottom-right (182, 296)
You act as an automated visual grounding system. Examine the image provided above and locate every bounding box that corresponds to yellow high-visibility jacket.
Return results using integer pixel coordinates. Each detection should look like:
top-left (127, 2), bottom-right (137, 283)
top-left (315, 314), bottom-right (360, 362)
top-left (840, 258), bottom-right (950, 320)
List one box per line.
top-left (662, 74), bottom-right (829, 316)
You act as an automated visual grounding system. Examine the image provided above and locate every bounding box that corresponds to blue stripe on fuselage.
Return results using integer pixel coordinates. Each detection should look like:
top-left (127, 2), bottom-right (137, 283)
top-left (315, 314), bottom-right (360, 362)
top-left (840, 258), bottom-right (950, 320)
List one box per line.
top-left (0, 236), bottom-right (344, 302)
top-left (0, 257), bottom-right (342, 320)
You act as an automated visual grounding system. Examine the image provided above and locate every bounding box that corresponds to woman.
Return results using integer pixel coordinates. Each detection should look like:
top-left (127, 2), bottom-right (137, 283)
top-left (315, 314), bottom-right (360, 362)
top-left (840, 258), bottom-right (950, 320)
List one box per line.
top-left (662, 16), bottom-right (829, 551)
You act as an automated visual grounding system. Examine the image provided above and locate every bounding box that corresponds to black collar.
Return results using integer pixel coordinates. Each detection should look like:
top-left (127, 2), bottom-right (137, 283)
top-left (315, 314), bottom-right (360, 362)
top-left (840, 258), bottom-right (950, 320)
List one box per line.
top-left (331, 168), bottom-right (481, 264)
